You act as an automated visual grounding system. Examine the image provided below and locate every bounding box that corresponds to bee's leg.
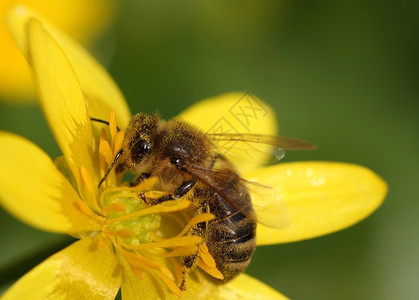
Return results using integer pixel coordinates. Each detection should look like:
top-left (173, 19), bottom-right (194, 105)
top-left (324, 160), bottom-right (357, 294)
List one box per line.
top-left (129, 172), bottom-right (151, 187)
top-left (154, 180), bottom-right (197, 204)
top-left (179, 200), bottom-right (208, 290)
top-left (179, 253), bottom-right (199, 291)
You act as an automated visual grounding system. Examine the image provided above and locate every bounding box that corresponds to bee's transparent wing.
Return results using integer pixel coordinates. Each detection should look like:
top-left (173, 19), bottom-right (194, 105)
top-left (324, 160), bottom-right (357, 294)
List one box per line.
top-left (182, 164), bottom-right (290, 229)
top-left (208, 133), bottom-right (316, 165)
top-left (246, 181), bottom-right (290, 229)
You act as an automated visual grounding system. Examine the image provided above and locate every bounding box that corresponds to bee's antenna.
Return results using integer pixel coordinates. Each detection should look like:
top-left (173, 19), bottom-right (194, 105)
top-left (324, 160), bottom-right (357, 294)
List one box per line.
top-left (98, 149), bottom-right (124, 188)
top-left (90, 117), bottom-right (121, 132)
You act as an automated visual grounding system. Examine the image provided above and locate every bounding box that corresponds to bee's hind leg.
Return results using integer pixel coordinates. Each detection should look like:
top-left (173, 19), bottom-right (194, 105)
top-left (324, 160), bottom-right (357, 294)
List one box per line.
top-left (179, 253), bottom-right (199, 291)
top-left (179, 197), bottom-right (208, 291)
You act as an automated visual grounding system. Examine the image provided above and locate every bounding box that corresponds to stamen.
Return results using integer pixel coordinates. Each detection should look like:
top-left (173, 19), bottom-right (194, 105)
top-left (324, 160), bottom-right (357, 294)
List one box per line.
top-left (101, 176), bottom-right (159, 194)
top-left (153, 269), bottom-right (182, 297)
top-left (198, 244), bottom-right (216, 268)
top-left (113, 131), bottom-right (125, 156)
top-left (157, 264), bottom-right (176, 282)
top-left (197, 258), bottom-right (224, 280)
top-left (116, 243), bottom-right (182, 296)
top-left (74, 199), bottom-right (100, 218)
top-left (106, 229), bottom-right (134, 239)
top-left (98, 177), bottom-right (162, 209)
top-left (109, 109), bottom-right (118, 143)
top-left (175, 213), bottom-right (214, 238)
top-left (111, 192), bottom-right (139, 199)
top-left (98, 130), bottom-right (112, 183)
top-left (123, 249), bottom-right (162, 270)
top-left (120, 235), bottom-right (202, 250)
top-left (153, 245), bottom-right (199, 258)
top-left (107, 200), bottom-right (191, 223)
top-left (168, 257), bottom-right (183, 286)
top-left (115, 241), bottom-right (168, 275)
top-left (99, 138), bottom-right (113, 166)
top-left (97, 237), bottom-right (111, 250)
top-left (79, 166), bottom-right (101, 213)
top-left (99, 188), bottom-right (138, 209)
top-left (102, 202), bottom-right (126, 214)
top-left (99, 126), bottom-right (121, 188)
top-left (197, 244), bottom-right (224, 280)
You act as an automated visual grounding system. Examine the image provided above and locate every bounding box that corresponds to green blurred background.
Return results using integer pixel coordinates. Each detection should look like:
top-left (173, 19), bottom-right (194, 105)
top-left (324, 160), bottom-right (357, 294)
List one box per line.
top-left (1, 0), bottom-right (418, 298)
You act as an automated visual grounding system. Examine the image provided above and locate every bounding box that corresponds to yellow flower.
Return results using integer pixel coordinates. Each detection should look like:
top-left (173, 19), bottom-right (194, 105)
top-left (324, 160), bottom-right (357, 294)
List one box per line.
top-left (0, 0), bottom-right (116, 103)
top-left (0, 5), bottom-right (387, 300)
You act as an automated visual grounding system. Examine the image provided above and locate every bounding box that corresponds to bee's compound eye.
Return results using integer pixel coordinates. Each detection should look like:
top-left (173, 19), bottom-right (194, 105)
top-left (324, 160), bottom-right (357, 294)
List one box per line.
top-left (130, 139), bottom-right (151, 163)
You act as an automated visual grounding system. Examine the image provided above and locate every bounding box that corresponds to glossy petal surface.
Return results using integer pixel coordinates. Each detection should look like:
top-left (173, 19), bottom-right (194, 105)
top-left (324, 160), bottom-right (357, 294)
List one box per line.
top-left (219, 274), bottom-right (288, 300)
top-left (181, 272), bottom-right (288, 299)
top-left (121, 268), bottom-right (287, 300)
top-left (120, 263), bottom-right (164, 299)
top-left (26, 18), bottom-right (98, 188)
top-left (1, 237), bottom-right (121, 300)
top-left (245, 162), bottom-right (387, 245)
top-left (0, 132), bottom-right (101, 233)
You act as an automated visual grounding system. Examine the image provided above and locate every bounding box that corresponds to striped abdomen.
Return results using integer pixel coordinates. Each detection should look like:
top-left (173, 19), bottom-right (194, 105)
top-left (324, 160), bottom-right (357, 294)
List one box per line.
top-left (206, 188), bottom-right (257, 281)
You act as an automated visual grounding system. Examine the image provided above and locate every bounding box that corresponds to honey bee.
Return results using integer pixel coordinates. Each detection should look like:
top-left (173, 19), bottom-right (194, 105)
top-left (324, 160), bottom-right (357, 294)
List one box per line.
top-left (93, 113), bottom-right (315, 289)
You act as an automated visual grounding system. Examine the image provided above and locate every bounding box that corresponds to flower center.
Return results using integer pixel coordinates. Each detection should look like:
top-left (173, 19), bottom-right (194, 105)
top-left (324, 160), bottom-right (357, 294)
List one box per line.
top-left (100, 188), bottom-right (160, 245)
top-left (99, 185), bottom-right (215, 296)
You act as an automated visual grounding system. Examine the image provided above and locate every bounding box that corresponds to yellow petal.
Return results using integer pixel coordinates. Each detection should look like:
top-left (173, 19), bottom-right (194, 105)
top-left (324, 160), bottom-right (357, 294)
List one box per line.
top-left (0, 0), bottom-right (33, 100)
top-left (0, 132), bottom-right (102, 233)
top-left (25, 18), bottom-right (99, 191)
top-left (244, 162), bottom-right (387, 245)
top-left (121, 267), bottom-right (287, 300)
top-left (178, 92), bottom-right (278, 172)
top-left (180, 272), bottom-right (288, 299)
top-left (117, 251), bottom-right (288, 300)
top-left (119, 257), bottom-right (166, 300)
top-left (179, 92), bottom-right (278, 135)
top-left (220, 274), bottom-right (288, 300)
top-left (0, 0), bottom-right (117, 101)
top-left (121, 271), bottom-right (166, 300)
top-left (5, 4), bottom-right (131, 126)
top-left (1, 236), bottom-right (121, 300)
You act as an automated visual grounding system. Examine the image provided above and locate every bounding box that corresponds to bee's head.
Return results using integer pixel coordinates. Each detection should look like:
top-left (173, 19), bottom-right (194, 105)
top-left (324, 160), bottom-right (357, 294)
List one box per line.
top-left (122, 113), bottom-right (160, 173)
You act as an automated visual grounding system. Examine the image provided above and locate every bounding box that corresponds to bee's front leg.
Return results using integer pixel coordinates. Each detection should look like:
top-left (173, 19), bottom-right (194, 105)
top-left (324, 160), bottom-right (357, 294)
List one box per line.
top-left (154, 180), bottom-right (197, 204)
